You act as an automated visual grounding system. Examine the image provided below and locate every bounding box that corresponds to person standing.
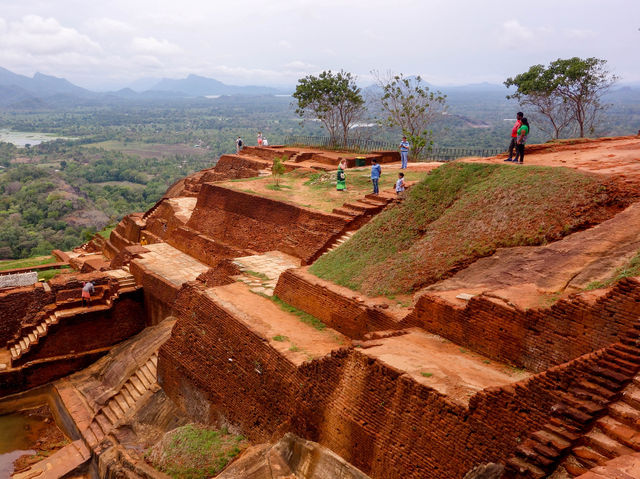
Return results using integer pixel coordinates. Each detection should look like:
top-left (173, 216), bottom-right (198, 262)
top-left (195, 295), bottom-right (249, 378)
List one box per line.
top-left (395, 172), bottom-right (406, 197)
top-left (336, 160), bottom-right (346, 191)
top-left (370, 158), bottom-right (382, 194)
top-left (505, 112), bottom-right (523, 162)
top-left (515, 117), bottom-right (530, 164)
top-left (262, 137), bottom-right (269, 147)
top-left (399, 136), bottom-right (410, 169)
top-left (236, 136), bottom-right (243, 154)
top-left (81, 281), bottom-right (95, 307)
top-left (257, 132), bottom-right (263, 147)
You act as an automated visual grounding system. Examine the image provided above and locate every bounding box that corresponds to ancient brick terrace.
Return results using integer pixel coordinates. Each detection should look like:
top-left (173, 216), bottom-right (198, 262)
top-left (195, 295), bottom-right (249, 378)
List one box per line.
top-left (2, 139), bottom-right (640, 479)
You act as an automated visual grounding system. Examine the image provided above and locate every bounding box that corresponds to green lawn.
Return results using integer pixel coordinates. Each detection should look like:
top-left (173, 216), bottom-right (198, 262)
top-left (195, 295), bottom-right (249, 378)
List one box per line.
top-left (0, 255), bottom-right (57, 271)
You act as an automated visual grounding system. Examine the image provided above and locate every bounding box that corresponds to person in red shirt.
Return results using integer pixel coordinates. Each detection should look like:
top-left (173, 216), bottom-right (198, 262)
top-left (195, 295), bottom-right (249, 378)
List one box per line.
top-left (505, 112), bottom-right (523, 162)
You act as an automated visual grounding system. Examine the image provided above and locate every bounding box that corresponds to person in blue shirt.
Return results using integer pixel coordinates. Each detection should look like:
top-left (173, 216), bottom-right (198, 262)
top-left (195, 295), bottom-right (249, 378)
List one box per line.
top-left (399, 136), bottom-right (410, 169)
top-left (370, 159), bottom-right (382, 194)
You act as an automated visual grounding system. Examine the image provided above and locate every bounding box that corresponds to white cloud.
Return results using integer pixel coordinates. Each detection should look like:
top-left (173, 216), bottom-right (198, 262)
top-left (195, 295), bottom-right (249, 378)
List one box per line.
top-left (84, 17), bottom-right (135, 36)
top-left (0, 15), bottom-right (101, 56)
top-left (131, 36), bottom-right (182, 56)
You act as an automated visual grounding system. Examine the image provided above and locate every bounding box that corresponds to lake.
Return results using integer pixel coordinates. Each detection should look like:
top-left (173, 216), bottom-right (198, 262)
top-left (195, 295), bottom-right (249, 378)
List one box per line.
top-left (0, 129), bottom-right (70, 147)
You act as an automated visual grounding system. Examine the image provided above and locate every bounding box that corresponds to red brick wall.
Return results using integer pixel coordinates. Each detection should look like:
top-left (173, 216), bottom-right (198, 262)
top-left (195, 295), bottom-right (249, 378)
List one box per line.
top-left (159, 284), bottom-right (612, 479)
top-left (186, 185), bottom-right (349, 263)
top-left (129, 260), bottom-right (181, 326)
top-left (412, 278), bottom-right (640, 372)
top-left (165, 227), bottom-right (245, 268)
top-left (0, 284), bottom-right (51, 346)
top-left (13, 290), bottom-right (145, 367)
top-left (274, 269), bottom-right (406, 338)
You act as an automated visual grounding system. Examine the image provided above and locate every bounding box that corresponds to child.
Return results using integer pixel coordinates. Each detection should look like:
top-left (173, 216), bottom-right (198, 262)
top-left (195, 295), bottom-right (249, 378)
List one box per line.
top-left (395, 172), bottom-right (406, 197)
top-left (336, 161), bottom-right (346, 191)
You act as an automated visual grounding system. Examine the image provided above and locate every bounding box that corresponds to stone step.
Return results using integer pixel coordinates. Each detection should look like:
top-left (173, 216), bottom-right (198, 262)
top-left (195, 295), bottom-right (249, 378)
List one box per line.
top-left (548, 417), bottom-right (581, 435)
top-left (613, 344), bottom-right (640, 360)
top-left (83, 425), bottom-right (98, 448)
top-left (130, 376), bottom-right (146, 395)
top-left (590, 366), bottom-right (632, 385)
top-left (36, 324), bottom-right (46, 335)
top-left (600, 359), bottom-right (637, 377)
top-left (108, 399), bottom-right (124, 419)
top-left (504, 456), bottom-right (546, 479)
top-left (563, 460), bottom-right (590, 478)
top-left (332, 206), bottom-right (360, 217)
top-left (514, 443), bottom-right (554, 468)
top-left (604, 355), bottom-right (639, 373)
top-left (95, 412), bottom-right (112, 434)
top-left (587, 373), bottom-right (625, 392)
top-left (140, 363), bottom-right (156, 383)
top-left (27, 332), bottom-right (37, 344)
top-left (575, 380), bottom-right (618, 401)
top-left (620, 335), bottom-right (640, 347)
top-left (622, 385), bottom-right (640, 410)
top-left (583, 429), bottom-right (634, 459)
top-left (569, 386), bottom-right (609, 406)
top-left (89, 421), bottom-right (105, 442)
top-left (557, 392), bottom-right (606, 416)
top-left (150, 354), bottom-right (158, 368)
top-left (114, 393), bottom-right (129, 412)
top-left (595, 416), bottom-right (640, 450)
top-left (571, 446), bottom-right (610, 468)
top-left (531, 429), bottom-right (571, 453)
top-left (608, 401), bottom-right (640, 428)
top-left (124, 382), bottom-right (142, 400)
top-left (553, 403), bottom-right (594, 427)
top-left (101, 404), bottom-right (118, 425)
top-left (135, 369), bottom-right (152, 389)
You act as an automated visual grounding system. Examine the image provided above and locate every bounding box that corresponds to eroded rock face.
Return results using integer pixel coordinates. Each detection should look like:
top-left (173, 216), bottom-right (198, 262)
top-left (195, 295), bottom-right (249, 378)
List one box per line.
top-left (217, 433), bottom-right (372, 479)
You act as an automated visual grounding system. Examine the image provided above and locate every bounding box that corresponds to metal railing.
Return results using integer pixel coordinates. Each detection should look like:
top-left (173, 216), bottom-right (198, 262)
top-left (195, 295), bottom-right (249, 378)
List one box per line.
top-left (283, 135), bottom-right (503, 161)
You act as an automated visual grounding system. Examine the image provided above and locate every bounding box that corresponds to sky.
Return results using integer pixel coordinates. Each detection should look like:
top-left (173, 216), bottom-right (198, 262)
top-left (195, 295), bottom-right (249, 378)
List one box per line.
top-left (0, 0), bottom-right (638, 91)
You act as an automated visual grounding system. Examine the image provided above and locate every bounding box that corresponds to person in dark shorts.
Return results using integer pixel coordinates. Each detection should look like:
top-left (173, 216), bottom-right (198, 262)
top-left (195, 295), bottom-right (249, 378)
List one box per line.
top-left (505, 112), bottom-right (523, 162)
top-left (81, 281), bottom-right (95, 307)
top-left (515, 117), bottom-right (530, 164)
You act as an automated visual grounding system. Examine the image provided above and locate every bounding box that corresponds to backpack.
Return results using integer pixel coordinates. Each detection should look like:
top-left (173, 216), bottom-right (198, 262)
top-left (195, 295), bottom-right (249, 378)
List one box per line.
top-left (237, 139), bottom-right (243, 147)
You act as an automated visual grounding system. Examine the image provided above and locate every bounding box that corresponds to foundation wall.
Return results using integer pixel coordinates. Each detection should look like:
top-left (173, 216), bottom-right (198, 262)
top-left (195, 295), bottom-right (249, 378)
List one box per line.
top-left (165, 227), bottom-right (246, 268)
top-left (129, 260), bottom-right (181, 326)
top-left (13, 290), bottom-right (145, 367)
top-left (274, 269), bottom-right (405, 338)
top-left (159, 284), bottom-right (611, 479)
top-left (413, 277), bottom-right (640, 372)
top-left (0, 284), bottom-right (51, 346)
top-left (186, 184), bottom-right (349, 263)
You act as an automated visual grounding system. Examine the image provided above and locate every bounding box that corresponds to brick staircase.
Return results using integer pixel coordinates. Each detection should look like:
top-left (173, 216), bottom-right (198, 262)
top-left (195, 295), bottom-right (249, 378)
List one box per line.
top-left (82, 352), bottom-right (158, 448)
top-left (504, 333), bottom-right (640, 478)
top-left (7, 274), bottom-right (137, 366)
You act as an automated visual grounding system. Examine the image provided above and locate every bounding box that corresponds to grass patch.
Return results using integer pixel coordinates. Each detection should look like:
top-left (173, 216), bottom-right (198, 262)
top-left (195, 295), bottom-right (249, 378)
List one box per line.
top-left (0, 255), bottom-right (57, 271)
top-left (272, 335), bottom-right (288, 342)
top-left (266, 184), bottom-right (292, 191)
top-left (97, 225), bottom-right (116, 239)
top-left (289, 344), bottom-right (300, 352)
top-left (245, 270), bottom-right (270, 281)
top-left (585, 249), bottom-right (640, 290)
top-left (146, 424), bottom-right (246, 479)
top-left (310, 162), bottom-right (629, 296)
top-left (38, 266), bottom-right (71, 281)
top-left (420, 372), bottom-right (433, 377)
top-left (270, 295), bottom-right (326, 330)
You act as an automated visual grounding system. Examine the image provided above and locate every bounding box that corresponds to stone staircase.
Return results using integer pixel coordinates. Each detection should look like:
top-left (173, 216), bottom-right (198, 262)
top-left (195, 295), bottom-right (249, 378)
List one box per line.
top-left (331, 193), bottom-right (394, 221)
top-left (321, 231), bottom-right (356, 256)
top-left (82, 352), bottom-right (158, 448)
top-left (504, 335), bottom-right (640, 479)
top-left (7, 274), bottom-right (137, 365)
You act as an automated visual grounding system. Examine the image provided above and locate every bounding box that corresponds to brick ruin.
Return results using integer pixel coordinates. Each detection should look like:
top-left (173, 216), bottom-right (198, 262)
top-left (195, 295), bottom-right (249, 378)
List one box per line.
top-left (2, 140), bottom-right (640, 478)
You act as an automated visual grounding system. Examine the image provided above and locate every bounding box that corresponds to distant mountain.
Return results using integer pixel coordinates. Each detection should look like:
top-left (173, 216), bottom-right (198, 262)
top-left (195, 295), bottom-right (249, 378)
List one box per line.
top-left (0, 66), bottom-right (95, 99)
top-left (149, 74), bottom-right (283, 96)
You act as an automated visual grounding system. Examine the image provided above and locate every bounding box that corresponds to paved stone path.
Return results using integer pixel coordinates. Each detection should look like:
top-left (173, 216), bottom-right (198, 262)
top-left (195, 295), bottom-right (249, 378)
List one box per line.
top-left (134, 242), bottom-right (209, 287)
top-left (232, 251), bottom-right (301, 296)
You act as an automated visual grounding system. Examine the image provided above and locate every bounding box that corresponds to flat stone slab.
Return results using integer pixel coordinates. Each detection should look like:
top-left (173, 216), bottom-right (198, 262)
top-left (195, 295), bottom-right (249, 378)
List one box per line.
top-left (12, 439), bottom-right (90, 479)
top-left (133, 242), bottom-right (209, 287)
top-left (361, 328), bottom-right (530, 406)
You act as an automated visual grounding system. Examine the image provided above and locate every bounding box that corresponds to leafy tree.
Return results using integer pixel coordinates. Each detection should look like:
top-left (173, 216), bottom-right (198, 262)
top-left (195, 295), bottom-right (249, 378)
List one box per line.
top-left (271, 156), bottom-right (286, 187)
top-left (373, 72), bottom-right (447, 160)
top-left (293, 70), bottom-right (365, 145)
top-left (505, 57), bottom-right (617, 138)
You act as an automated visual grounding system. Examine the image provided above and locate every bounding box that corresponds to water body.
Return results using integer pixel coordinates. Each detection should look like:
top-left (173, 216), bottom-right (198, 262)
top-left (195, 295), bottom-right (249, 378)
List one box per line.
top-left (0, 411), bottom-right (51, 475)
top-left (0, 129), bottom-right (68, 147)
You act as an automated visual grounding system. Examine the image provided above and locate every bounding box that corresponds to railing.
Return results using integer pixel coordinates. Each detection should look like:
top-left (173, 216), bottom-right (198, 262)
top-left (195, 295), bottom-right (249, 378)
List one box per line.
top-left (283, 135), bottom-right (503, 161)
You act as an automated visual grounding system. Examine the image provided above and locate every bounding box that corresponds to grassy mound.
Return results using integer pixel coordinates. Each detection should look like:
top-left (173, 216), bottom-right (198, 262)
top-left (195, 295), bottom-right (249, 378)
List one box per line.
top-left (146, 424), bottom-right (246, 479)
top-left (310, 162), bottom-right (632, 296)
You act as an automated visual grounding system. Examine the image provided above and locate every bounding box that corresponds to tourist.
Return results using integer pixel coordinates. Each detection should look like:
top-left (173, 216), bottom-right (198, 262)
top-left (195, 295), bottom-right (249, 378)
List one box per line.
top-left (399, 136), bottom-right (410, 169)
top-left (236, 136), bottom-right (243, 154)
top-left (257, 132), bottom-right (263, 147)
top-left (395, 172), bottom-right (406, 197)
top-left (337, 160), bottom-right (346, 192)
top-left (262, 137), bottom-right (269, 147)
top-left (504, 112), bottom-right (523, 162)
top-left (515, 117), bottom-right (530, 165)
top-left (81, 281), bottom-right (95, 307)
top-left (371, 158), bottom-right (382, 194)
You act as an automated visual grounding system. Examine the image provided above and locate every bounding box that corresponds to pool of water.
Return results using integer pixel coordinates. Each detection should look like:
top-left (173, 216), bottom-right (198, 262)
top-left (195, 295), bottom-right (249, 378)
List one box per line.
top-left (0, 412), bottom-right (52, 475)
top-left (0, 129), bottom-right (69, 147)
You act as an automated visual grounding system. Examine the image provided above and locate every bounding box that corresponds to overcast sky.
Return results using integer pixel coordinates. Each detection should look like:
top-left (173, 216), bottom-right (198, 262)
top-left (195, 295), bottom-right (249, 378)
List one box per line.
top-left (0, 0), bottom-right (638, 90)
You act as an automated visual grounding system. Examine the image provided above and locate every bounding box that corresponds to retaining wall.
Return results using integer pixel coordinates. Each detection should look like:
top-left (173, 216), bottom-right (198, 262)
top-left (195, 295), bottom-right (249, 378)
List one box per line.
top-left (186, 184), bottom-right (349, 264)
top-left (412, 277), bottom-right (640, 372)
